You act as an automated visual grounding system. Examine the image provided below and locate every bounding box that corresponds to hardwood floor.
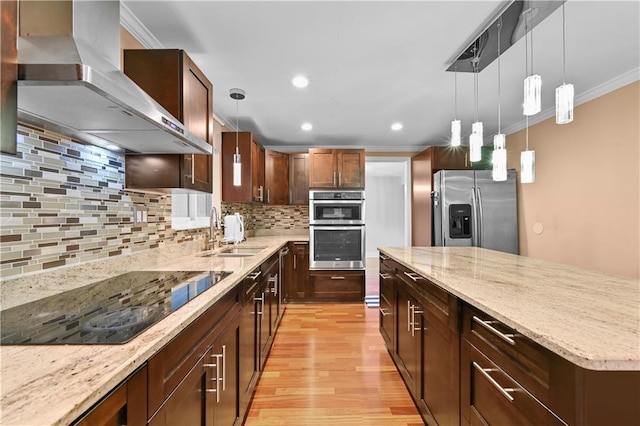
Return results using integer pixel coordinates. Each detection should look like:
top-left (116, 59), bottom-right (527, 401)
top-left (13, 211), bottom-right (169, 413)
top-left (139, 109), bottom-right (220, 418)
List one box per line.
top-left (245, 303), bottom-right (424, 425)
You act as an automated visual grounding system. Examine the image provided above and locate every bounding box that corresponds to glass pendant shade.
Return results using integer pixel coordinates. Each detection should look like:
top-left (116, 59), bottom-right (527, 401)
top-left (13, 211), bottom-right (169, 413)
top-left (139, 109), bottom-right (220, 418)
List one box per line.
top-left (521, 150), bottom-right (535, 183)
top-left (233, 152), bottom-right (242, 186)
top-left (469, 133), bottom-right (482, 162)
top-left (451, 119), bottom-right (461, 147)
top-left (492, 133), bottom-right (507, 182)
top-left (523, 74), bottom-right (542, 115)
top-left (472, 121), bottom-right (483, 139)
top-left (556, 83), bottom-right (574, 124)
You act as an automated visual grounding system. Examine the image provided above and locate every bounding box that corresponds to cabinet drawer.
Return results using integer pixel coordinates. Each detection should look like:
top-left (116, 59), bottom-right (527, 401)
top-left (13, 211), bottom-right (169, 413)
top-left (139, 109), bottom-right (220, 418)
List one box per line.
top-left (462, 304), bottom-right (553, 407)
top-left (310, 271), bottom-right (364, 301)
top-left (462, 340), bottom-right (565, 426)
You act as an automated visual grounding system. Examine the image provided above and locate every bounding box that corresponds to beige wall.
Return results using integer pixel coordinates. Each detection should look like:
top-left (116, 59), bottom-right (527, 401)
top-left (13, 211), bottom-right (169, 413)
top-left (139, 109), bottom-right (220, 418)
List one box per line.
top-left (506, 81), bottom-right (639, 278)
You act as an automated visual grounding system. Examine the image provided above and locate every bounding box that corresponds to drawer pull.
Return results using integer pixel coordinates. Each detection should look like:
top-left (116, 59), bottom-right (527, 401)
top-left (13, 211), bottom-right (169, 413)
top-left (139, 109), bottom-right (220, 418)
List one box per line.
top-left (380, 254), bottom-right (390, 261)
top-left (379, 272), bottom-right (391, 280)
top-left (472, 362), bottom-right (516, 402)
top-left (330, 276), bottom-right (345, 280)
top-left (403, 271), bottom-right (423, 282)
top-left (379, 308), bottom-right (390, 316)
top-left (473, 316), bottom-right (516, 346)
top-left (248, 270), bottom-right (262, 281)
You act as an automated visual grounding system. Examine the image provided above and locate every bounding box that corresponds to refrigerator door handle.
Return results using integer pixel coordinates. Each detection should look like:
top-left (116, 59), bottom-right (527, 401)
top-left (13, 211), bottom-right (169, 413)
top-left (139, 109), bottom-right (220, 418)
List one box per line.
top-left (470, 188), bottom-right (478, 247)
top-left (476, 187), bottom-right (483, 247)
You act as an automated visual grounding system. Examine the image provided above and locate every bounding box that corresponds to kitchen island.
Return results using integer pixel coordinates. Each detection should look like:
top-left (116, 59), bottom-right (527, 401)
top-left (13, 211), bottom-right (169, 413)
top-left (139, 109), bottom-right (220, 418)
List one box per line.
top-left (0, 235), bottom-right (306, 425)
top-left (378, 246), bottom-right (639, 425)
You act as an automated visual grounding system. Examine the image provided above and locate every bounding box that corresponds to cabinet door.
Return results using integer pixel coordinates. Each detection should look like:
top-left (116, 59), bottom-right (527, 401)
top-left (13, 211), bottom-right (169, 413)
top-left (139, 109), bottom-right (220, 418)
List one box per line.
top-left (148, 355), bottom-right (210, 426)
top-left (211, 317), bottom-right (240, 426)
top-left (336, 149), bottom-right (365, 188)
top-left (183, 54), bottom-right (213, 192)
top-left (286, 242), bottom-right (309, 301)
top-left (256, 281), bottom-right (271, 371)
top-left (74, 366), bottom-right (147, 426)
top-left (379, 266), bottom-right (395, 351)
top-left (421, 314), bottom-right (460, 426)
top-left (251, 139), bottom-right (265, 202)
top-left (289, 153), bottom-right (309, 204)
top-left (308, 148), bottom-right (337, 188)
top-left (265, 150), bottom-right (290, 205)
top-left (222, 132), bottom-right (253, 202)
top-left (395, 286), bottom-right (421, 399)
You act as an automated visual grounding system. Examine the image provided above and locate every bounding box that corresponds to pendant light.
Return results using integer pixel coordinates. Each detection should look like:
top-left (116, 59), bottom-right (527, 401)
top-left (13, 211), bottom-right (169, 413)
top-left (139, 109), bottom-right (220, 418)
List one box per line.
top-left (451, 66), bottom-right (461, 147)
top-left (230, 88), bottom-right (245, 187)
top-left (521, 114), bottom-right (536, 184)
top-left (469, 41), bottom-right (483, 162)
top-left (492, 18), bottom-right (507, 182)
top-left (523, 9), bottom-right (541, 116)
top-left (556, 1), bottom-right (574, 124)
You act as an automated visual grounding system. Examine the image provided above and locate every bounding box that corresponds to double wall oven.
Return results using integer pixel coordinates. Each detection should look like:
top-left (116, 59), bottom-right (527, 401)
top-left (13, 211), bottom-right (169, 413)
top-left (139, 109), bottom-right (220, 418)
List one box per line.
top-left (309, 190), bottom-right (365, 270)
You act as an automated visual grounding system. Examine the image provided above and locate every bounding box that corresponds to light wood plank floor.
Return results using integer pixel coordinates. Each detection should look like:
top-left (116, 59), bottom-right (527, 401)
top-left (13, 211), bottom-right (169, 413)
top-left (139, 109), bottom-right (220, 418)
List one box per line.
top-left (245, 303), bottom-right (424, 425)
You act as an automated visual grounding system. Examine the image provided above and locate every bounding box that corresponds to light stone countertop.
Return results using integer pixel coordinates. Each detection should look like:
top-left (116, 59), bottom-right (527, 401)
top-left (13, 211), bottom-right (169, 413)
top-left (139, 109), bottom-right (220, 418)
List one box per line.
top-left (0, 235), bottom-right (307, 426)
top-left (378, 246), bottom-right (640, 371)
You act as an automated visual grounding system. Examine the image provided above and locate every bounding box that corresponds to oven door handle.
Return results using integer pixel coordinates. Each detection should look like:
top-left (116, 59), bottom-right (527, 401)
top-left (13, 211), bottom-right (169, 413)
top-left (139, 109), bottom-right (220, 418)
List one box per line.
top-left (308, 225), bottom-right (365, 231)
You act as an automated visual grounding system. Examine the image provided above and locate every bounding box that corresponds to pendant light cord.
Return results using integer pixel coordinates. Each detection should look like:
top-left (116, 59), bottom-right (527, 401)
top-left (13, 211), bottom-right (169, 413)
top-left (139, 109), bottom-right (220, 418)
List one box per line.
top-left (562, 1), bottom-right (566, 84)
top-left (235, 97), bottom-right (239, 155)
top-left (524, 12), bottom-right (530, 152)
top-left (473, 41), bottom-right (479, 123)
top-left (454, 65), bottom-right (458, 119)
top-left (497, 19), bottom-right (502, 134)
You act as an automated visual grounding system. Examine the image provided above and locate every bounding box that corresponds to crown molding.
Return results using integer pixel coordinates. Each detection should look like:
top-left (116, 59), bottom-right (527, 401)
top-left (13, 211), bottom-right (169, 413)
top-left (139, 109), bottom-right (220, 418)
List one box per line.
top-left (120, 3), bottom-right (164, 49)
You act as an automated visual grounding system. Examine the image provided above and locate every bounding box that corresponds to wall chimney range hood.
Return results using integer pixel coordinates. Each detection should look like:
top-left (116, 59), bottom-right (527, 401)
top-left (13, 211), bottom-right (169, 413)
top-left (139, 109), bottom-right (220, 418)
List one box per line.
top-left (17, 0), bottom-right (212, 155)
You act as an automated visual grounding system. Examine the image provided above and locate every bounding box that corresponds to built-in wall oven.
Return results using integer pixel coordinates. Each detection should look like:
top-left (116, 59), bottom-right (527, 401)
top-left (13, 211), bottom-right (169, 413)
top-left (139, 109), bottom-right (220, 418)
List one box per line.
top-left (309, 190), bottom-right (365, 270)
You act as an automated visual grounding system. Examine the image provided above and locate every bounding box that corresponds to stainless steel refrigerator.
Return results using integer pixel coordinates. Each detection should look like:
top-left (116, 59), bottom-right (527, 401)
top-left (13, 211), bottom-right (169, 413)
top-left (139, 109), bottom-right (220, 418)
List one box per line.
top-left (432, 169), bottom-right (518, 254)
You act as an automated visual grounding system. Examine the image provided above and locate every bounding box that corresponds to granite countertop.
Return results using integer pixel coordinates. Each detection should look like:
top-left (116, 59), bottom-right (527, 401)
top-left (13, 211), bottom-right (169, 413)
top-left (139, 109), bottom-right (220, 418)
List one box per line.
top-left (378, 246), bottom-right (640, 372)
top-left (0, 235), bottom-right (307, 426)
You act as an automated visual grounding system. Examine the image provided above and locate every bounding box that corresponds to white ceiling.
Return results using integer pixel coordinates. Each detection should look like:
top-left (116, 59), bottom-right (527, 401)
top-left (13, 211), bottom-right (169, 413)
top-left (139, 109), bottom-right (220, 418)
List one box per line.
top-left (121, 0), bottom-right (640, 152)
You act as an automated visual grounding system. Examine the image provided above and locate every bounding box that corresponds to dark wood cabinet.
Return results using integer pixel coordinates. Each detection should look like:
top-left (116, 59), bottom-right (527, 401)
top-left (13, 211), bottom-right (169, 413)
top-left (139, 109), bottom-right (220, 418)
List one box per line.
top-left (289, 153), bottom-right (309, 205)
top-left (308, 270), bottom-right (364, 301)
top-left (308, 148), bottom-right (364, 189)
top-left (411, 146), bottom-right (468, 246)
top-left (265, 149), bottom-right (289, 205)
top-left (211, 316), bottom-right (241, 425)
top-left (73, 366), bottom-right (147, 426)
top-left (222, 132), bottom-right (265, 203)
top-left (378, 255), bottom-right (395, 356)
top-left (239, 267), bottom-right (262, 420)
top-left (285, 242), bottom-right (309, 302)
top-left (383, 257), bottom-right (460, 426)
top-left (123, 49), bottom-right (213, 192)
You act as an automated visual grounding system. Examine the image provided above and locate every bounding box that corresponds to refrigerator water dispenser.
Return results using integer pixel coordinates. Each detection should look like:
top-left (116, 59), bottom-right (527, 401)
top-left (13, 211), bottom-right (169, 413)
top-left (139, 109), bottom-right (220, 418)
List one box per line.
top-left (449, 204), bottom-right (471, 239)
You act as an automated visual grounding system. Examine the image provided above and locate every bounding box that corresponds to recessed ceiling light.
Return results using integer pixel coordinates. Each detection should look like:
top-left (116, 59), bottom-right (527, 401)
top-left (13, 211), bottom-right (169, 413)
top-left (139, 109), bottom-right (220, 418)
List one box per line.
top-left (301, 122), bottom-right (313, 131)
top-left (391, 122), bottom-right (403, 131)
top-left (292, 75), bottom-right (309, 88)
top-left (105, 144), bottom-right (122, 151)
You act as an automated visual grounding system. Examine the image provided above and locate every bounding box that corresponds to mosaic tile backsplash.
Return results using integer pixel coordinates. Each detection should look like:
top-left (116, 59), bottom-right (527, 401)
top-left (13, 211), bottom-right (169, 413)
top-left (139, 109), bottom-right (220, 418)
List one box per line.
top-left (0, 125), bottom-right (203, 278)
top-left (0, 125), bottom-right (309, 279)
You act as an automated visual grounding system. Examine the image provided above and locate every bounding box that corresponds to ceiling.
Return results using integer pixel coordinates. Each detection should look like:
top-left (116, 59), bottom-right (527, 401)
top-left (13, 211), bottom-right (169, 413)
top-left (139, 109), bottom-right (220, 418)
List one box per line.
top-left (121, 1), bottom-right (639, 152)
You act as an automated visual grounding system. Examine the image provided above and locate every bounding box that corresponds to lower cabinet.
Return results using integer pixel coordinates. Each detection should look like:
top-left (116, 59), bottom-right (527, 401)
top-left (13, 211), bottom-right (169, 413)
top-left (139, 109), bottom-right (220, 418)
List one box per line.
top-left (284, 241), bottom-right (309, 302)
top-left (72, 365), bottom-right (147, 426)
top-left (309, 270), bottom-right (364, 302)
top-left (378, 256), bottom-right (395, 350)
top-left (239, 267), bottom-right (262, 420)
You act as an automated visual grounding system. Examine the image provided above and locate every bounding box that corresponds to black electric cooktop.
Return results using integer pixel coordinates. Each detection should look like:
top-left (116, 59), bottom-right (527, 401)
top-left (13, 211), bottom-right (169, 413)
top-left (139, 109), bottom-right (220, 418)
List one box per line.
top-left (0, 270), bottom-right (231, 345)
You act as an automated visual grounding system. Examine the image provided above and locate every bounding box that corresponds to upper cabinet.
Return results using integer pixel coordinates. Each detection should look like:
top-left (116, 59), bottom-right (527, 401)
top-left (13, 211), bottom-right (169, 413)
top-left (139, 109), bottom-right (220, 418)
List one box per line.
top-left (123, 49), bottom-right (214, 192)
top-left (222, 132), bottom-right (265, 203)
top-left (308, 148), bottom-right (365, 189)
top-left (289, 153), bottom-right (309, 205)
top-left (411, 146), bottom-right (468, 246)
top-left (265, 150), bottom-right (289, 205)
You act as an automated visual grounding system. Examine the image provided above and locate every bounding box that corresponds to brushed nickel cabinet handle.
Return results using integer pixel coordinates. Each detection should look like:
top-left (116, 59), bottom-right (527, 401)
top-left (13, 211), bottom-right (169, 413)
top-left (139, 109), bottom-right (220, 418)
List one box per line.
top-left (338, 172), bottom-right (342, 186)
top-left (379, 308), bottom-right (390, 316)
top-left (380, 254), bottom-right (390, 261)
top-left (407, 300), bottom-right (412, 332)
top-left (379, 272), bottom-right (391, 280)
top-left (403, 271), bottom-right (423, 282)
top-left (473, 316), bottom-right (516, 346)
top-left (191, 154), bottom-right (195, 184)
top-left (248, 270), bottom-right (262, 281)
top-left (330, 276), bottom-right (345, 280)
top-left (472, 362), bottom-right (516, 402)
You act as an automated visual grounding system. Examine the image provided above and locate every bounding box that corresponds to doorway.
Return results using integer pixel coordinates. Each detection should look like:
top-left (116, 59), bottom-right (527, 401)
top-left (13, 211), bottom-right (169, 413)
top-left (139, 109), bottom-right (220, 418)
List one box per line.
top-left (364, 157), bottom-right (411, 298)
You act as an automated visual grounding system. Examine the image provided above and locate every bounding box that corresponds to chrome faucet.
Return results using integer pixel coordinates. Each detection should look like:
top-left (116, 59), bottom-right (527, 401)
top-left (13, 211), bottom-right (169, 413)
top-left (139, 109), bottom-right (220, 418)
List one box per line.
top-left (209, 206), bottom-right (220, 249)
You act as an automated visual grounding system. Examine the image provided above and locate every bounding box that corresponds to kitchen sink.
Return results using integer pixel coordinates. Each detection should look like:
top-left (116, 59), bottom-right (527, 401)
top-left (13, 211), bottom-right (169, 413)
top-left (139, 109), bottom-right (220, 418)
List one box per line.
top-left (200, 247), bottom-right (267, 258)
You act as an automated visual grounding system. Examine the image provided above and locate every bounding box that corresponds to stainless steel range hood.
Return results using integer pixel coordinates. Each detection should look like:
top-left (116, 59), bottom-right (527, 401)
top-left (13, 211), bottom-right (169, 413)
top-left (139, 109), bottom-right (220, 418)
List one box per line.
top-left (17, 0), bottom-right (212, 155)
